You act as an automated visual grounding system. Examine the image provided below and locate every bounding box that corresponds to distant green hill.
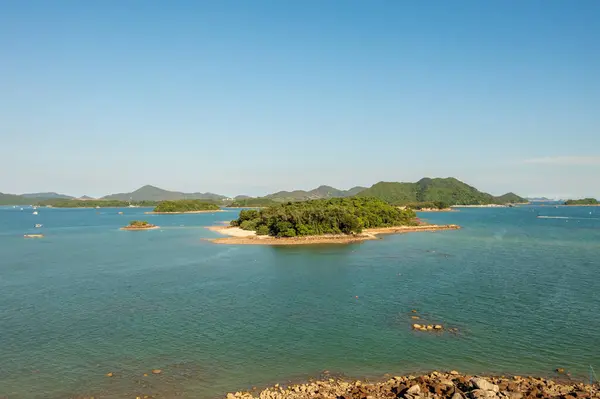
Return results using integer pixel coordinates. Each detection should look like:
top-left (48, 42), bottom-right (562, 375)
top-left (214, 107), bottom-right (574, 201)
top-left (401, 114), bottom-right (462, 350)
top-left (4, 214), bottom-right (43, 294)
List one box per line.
top-left (0, 193), bottom-right (36, 205)
top-left (494, 192), bottom-right (527, 204)
top-left (357, 178), bottom-right (526, 206)
top-left (102, 185), bottom-right (227, 201)
top-left (228, 198), bottom-right (279, 207)
top-left (21, 192), bottom-right (74, 199)
top-left (265, 185), bottom-right (367, 202)
top-left (564, 198), bottom-right (598, 205)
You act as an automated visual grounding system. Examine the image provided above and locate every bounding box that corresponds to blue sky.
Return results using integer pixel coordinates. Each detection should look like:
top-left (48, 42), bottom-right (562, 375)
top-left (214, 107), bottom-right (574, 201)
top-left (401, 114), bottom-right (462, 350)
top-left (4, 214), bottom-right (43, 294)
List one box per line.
top-left (1, 1), bottom-right (599, 198)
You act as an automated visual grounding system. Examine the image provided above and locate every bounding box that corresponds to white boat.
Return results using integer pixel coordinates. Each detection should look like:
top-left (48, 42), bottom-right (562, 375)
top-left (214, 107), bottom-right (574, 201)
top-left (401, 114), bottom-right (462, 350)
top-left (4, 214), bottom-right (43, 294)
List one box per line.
top-left (32, 211), bottom-right (38, 215)
top-left (35, 224), bottom-right (43, 228)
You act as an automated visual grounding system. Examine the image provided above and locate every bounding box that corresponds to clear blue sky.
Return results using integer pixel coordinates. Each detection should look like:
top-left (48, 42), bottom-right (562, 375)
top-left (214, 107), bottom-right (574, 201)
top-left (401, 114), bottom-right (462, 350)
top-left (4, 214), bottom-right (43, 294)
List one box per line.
top-left (1, 0), bottom-right (599, 198)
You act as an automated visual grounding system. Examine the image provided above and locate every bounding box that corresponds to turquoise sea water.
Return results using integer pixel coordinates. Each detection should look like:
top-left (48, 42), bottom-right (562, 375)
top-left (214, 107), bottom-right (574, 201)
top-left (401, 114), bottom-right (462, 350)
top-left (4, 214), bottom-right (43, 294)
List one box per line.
top-left (1, 205), bottom-right (599, 398)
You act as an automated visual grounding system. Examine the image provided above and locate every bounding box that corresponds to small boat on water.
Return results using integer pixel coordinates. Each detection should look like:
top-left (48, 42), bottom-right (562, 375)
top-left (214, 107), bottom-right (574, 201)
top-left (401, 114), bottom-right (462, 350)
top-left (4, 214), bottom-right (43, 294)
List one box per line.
top-left (35, 224), bottom-right (43, 228)
top-left (32, 211), bottom-right (38, 215)
top-left (24, 234), bottom-right (44, 239)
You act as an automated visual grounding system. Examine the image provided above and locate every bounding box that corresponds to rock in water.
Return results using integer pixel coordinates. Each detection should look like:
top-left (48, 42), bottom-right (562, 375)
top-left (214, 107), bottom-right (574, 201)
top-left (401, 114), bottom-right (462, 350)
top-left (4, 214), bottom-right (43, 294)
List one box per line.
top-left (152, 369), bottom-right (162, 374)
top-left (471, 377), bottom-right (499, 392)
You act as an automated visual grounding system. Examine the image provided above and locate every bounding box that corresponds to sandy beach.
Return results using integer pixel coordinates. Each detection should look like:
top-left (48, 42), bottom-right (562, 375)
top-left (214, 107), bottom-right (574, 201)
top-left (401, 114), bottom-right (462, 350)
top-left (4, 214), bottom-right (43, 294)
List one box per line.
top-left (207, 224), bottom-right (460, 245)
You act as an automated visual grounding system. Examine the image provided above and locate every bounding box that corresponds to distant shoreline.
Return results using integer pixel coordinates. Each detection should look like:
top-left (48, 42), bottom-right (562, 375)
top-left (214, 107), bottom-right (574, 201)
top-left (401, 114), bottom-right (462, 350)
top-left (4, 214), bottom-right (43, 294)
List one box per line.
top-left (206, 224), bottom-right (460, 245)
top-left (145, 210), bottom-right (224, 214)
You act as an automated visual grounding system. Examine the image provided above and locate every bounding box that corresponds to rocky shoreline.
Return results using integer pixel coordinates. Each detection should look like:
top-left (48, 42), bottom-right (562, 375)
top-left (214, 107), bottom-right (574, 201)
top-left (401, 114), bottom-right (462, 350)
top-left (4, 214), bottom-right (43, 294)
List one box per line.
top-left (208, 224), bottom-right (461, 245)
top-left (225, 371), bottom-right (598, 399)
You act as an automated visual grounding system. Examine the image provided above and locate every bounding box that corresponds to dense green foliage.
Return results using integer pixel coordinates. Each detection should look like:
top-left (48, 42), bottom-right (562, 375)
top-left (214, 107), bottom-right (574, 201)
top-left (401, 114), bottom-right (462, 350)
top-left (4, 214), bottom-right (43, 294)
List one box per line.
top-left (357, 178), bottom-right (526, 206)
top-left (404, 201), bottom-right (449, 210)
top-left (128, 220), bottom-right (153, 227)
top-left (564, 198), bottom-right (599, 205)
top-left (36, 199), bottom-right (158, 208)
top-left (228, 198), bottom-right (279, 207)
top-left (231, 197), bottom-right (417, 237)
top-left (153, 199), bottom-right (220, 212)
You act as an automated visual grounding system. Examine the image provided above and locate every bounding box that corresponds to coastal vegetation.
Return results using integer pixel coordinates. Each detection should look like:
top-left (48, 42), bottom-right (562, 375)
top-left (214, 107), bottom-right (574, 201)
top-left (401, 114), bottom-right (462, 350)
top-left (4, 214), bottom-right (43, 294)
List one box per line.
top-left (357, 178), bottom-right (527, 206)
top-left (404, 201), bottom-right (450, 210)
top-left (128, 220), bottom-right (153, 227)
top-left (564, 198), bottom-right (599, 205)
top-left (227, 198), bottom-right (279, 207)
top-left (152, 199), bottom-right (220, 213)
top-left (121, 220), bottom-right (158, 230)
top-left (230, 197), bottom-right (417, 237)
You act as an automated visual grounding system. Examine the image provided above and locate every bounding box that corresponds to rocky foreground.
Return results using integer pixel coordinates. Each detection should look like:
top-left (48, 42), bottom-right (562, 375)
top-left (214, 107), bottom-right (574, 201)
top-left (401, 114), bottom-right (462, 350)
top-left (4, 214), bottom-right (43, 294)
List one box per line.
top-left (225, 371), bottom-right (598, 399)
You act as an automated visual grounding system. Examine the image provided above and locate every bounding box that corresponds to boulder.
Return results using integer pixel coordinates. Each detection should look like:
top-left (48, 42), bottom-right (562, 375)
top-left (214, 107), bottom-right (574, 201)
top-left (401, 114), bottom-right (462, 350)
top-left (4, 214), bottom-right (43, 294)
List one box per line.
top-left (469, 389), bottom-right (498, 399)
top-left (152, 369), bottom-right (162, 374)
top-left (450, 370), bottom-right (460, 375)
top-left (106, 372), bottom-right (113, 377)
top-left (412, 324), bottom-right (423, 329)
top-left (407, 384), bottom-right (421, 395)
top-left (471, 378), bottom-right (499, 392)
top-left (502, 391), bottom-right (523, 399)
top-left (434, 325), bottom-right (443, 330)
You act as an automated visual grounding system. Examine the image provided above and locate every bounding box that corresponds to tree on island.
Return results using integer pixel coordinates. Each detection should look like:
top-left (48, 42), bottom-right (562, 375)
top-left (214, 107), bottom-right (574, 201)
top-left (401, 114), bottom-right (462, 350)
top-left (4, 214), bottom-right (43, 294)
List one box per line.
top-left (231, 197), bottom-right (417, 237)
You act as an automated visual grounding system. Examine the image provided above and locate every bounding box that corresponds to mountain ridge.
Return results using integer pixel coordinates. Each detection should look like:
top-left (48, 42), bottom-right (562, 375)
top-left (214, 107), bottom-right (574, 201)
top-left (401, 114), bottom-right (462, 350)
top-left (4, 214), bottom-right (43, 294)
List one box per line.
top-left (21, 192), bottom-right (74, 199)
top-left (357, 178), bottom-right (526, 205)
top-left (101, 185), bottom-right (228, 201)
top-left (0, 179), bottom-right (526, 205)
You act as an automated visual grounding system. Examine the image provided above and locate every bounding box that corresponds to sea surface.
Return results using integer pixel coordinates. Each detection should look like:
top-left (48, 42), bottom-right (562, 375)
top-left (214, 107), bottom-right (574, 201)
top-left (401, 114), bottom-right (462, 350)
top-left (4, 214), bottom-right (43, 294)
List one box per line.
top-left (1, 205), bottom-right (599, 398)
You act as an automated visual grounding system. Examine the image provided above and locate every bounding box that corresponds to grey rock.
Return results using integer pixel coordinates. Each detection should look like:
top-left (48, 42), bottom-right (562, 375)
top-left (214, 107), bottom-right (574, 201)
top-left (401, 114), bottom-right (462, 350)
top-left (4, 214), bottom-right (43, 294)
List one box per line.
top-left (502, 391), bottom-right (523, 399)
top-left (469, 389), bottom-right (499, 399)
top-left (472, 378), bottom-right (500, 392)
top-left (407, 384), bottom-right (421, 395)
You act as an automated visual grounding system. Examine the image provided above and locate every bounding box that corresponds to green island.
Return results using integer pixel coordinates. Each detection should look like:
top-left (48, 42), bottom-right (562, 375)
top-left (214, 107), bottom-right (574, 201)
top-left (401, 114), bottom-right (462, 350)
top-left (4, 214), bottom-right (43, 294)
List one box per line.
top-left (37, 199), bottom-right (158, 208)
top-left (120, 220), bottom-right (158, 230)
top-left (231, 197), bottom-right (418, 237)
top-left (151, 199), bottom-right (221, 213)
top-left (210, 197), bottom-right (460, 245)
top-left (564, 198), bottom-right (599, 205)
